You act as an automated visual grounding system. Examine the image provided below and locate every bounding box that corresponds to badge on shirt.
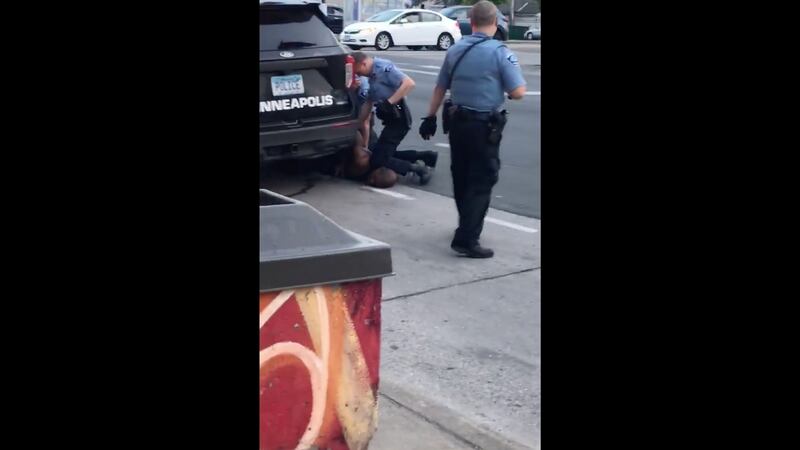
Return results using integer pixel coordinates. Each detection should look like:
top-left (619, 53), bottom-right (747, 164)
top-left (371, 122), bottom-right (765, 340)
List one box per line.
top-left (507, 54), bottom-right (520, 66)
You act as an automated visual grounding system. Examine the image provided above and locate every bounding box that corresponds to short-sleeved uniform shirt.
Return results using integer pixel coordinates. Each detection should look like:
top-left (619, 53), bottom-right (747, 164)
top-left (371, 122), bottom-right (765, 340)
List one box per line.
top-left (368, 57), bottom-right (408, 103)
top-left (436, 32), bottom-right (526, 112)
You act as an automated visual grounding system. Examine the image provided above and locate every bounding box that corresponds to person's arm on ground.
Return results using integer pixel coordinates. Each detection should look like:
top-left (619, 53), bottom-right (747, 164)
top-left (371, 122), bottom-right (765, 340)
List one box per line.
top-left (358, 101), bottom-right (373, 123)
top-left (361, 114), bottom-right (371, 146)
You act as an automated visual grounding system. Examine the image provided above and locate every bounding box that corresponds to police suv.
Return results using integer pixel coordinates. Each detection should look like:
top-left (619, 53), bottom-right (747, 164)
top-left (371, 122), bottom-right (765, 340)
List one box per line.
top-left (260, 0), bottom-right (360, 161)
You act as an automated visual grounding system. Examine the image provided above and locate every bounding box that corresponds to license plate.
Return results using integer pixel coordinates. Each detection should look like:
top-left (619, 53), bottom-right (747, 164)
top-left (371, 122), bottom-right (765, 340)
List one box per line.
top-left (271, 74), bottom-right (304, 97)
top-left (344, 36), bottom-right (355, 42)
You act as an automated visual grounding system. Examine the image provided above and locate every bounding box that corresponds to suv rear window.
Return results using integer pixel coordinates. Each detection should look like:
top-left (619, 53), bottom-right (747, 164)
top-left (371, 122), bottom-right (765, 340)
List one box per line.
top-left (260, 7), bottom-right (338, 51)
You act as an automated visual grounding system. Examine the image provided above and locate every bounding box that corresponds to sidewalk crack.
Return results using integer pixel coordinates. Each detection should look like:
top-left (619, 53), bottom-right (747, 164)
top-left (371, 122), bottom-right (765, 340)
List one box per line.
top-left (379, 392), bottom-right (483, 450)
top-left (383, 267), bottom-right (540, 303)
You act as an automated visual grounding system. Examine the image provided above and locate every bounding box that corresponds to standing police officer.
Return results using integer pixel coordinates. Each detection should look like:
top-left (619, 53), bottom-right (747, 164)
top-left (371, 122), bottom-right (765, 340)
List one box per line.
top-left (419, 0), bottom-right (526, 258)
top-left (353, 52), bottom-right (437, 185)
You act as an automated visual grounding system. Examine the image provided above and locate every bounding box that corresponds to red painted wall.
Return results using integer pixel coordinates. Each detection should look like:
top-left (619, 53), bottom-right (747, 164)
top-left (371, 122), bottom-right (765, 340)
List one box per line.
top-left (260, 280), bottom-right (382, 450)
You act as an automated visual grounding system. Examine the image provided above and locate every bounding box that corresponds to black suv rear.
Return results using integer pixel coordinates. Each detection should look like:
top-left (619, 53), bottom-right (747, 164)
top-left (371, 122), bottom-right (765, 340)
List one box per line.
top-left (325, 6), bottom-right (344, 34)
top-left (260, 0), bottom-right (359, 162)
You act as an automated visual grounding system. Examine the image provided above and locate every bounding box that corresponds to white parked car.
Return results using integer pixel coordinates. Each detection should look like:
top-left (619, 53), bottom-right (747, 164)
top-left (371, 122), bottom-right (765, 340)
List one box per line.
top-left (340, 9), bottom-right (462, 51)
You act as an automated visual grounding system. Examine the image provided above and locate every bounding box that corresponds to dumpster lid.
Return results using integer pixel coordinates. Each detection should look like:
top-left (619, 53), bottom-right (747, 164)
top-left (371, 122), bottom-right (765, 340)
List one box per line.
top-left (260, 189), bottom-right (393, 292)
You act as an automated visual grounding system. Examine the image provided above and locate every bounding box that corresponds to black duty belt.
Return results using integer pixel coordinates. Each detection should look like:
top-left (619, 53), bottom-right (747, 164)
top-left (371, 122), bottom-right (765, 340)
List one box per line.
top-left (451, 106), bottom-right (494, 122)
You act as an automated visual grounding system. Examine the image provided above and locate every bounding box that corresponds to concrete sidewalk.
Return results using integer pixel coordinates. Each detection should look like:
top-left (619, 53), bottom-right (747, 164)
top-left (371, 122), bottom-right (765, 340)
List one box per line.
top-left (262, 174), bottom-right (541, 450)
top-left (370, 393), bottom-right (476, 450)
top-left (371, 378), bottom-right (537, 450)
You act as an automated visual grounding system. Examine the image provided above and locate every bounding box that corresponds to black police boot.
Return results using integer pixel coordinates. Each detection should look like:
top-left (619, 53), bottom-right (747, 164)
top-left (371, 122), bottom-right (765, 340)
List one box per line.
top-left (420, 151), bottom-right (438, 168)
top-left (410, 161), bottom-right (432, 185)
top-left (451, 242), bottom-right (495, 258)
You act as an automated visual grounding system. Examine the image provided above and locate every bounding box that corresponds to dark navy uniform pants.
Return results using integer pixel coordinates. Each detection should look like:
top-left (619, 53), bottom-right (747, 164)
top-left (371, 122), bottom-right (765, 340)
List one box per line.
top-left (449, 113), bottom-right (502, 247)
top-left (370, 99), bottom-right (415, 175)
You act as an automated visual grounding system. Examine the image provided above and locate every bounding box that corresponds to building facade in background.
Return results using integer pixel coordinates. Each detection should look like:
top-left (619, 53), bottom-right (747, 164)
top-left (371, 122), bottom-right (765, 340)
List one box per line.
top-left (325, 0), bottom-right (407, 24)
top-left (323, 0), bottom-right (539, 26)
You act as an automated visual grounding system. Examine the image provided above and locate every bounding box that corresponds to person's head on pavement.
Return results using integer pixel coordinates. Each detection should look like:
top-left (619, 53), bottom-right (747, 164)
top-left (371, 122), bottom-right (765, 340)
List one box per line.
top-left (471, 1), bottom-right (498, 36)
top-left (367, 167), bottom-right (398, 188)
top-left (352, 52), bottom-right (374, 77)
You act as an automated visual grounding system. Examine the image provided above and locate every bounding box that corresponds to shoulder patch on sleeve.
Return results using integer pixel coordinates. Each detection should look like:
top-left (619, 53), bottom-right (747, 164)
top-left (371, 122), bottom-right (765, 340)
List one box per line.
top-left (507, 54), bottom-right (519, 66)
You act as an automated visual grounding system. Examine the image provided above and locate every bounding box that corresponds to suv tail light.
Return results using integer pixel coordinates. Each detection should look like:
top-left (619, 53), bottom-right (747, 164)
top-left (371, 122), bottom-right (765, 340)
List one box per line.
top-left (345, 54), bottom-right (355, 88)
top-left (454, 21), bottom-right (460, 32)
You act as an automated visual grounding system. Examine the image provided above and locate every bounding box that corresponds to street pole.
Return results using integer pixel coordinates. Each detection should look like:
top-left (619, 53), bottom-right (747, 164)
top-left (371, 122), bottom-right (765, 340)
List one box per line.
top-left (510, 0), bottom-right (515, 27)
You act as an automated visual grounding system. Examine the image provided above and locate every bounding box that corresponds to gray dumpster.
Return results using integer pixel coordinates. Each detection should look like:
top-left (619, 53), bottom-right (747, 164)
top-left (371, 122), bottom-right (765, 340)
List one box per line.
top-left (259, 188), bottom-right (392, 450)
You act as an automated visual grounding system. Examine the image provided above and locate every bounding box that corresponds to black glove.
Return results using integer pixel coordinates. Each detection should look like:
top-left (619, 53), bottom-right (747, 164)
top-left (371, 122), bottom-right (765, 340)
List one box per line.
top-left (419, 116), bottom-right (437, 140)
top-left (376, 100), bottom-right (401, 121)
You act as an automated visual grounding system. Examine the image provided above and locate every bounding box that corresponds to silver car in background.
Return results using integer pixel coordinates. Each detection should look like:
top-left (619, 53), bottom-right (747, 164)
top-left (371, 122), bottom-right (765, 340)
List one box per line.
top-left (524, 13), bottom-right (541, 40)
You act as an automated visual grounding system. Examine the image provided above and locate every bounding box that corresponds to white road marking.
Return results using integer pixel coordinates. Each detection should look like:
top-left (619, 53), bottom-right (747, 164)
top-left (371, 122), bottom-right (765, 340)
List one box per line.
top-left (395, 63), bottom-right (441, 70)
top-left (485, 217), bottom-right (539, 234)
top-left (399, 68), bottom-right (440, 76)
top-left (399, 185), bottom-right (541, 231)
top-left (362, 186), bottom-right (415, 200)
top-left (526, 91), bottom-right (541, 96)
top-left (435, 143), bottom-right (450, 148)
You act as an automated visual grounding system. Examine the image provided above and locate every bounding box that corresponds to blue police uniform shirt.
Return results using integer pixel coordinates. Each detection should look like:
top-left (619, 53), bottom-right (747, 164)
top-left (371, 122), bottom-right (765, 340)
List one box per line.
top-left (368, 57), bottom-right (407, 103)
top-left (436, 32), bottom-right (526, 112)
